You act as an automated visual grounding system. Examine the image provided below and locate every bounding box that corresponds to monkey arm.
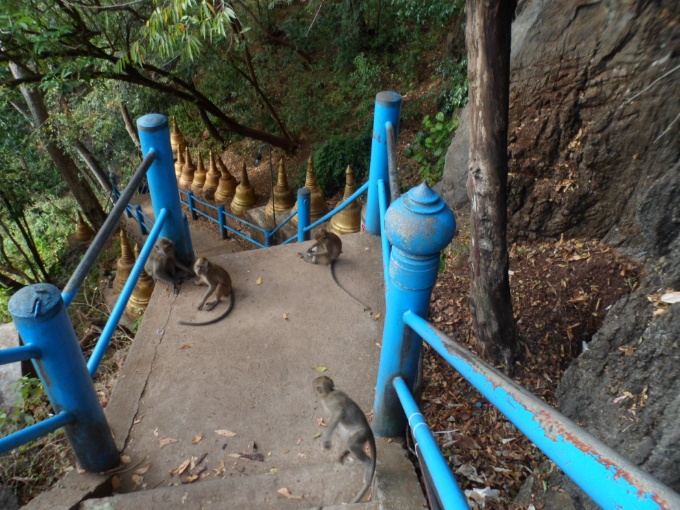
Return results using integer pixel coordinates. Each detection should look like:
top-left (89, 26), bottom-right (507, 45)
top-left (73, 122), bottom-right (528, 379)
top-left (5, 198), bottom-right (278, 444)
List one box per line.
top-left (197, 283), bottom-right (217, 310)
top-left (323, 414), bottom-right (342, 449)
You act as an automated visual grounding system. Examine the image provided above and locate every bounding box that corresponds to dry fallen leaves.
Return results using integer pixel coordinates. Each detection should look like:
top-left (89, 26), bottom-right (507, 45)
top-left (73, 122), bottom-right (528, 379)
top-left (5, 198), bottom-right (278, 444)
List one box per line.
top-left (215, 429), bottom-right (237, 437)
top-left (314, 365), bottom-right (327, 372)
top-left (283, 312), bottom-right (289, 320)
top-left (131, 474), bottom-right (143, 485)
top-left (256, 276), bottom-right (263, 285)
top-left (135, 464), bottom-right (151, 475)
top-left (170, 459), bottom-right (191, 476)
top-left (120, 455), bottom-right (132, 465)
top-left (158, 437), bottom-right (178, 448)
top-left (192, 433), bottom-right (205, 444)
top-left (181, 343), bottom-right (194, 349)
top-left (277, 487), bottom-right (302, 500)
top-left (111, 475), bottom-right (121, 490)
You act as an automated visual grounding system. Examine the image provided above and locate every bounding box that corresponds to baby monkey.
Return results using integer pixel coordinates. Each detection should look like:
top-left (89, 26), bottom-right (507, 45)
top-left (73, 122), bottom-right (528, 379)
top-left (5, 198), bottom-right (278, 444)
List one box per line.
top-left (299, 230), bottom-right (372, 313)
top-left (144, 237), bottom-right (194, 294)
top-left (314, 375), bottom-right (376, 504)
top-left (179, 257), bottom-right (234, 326)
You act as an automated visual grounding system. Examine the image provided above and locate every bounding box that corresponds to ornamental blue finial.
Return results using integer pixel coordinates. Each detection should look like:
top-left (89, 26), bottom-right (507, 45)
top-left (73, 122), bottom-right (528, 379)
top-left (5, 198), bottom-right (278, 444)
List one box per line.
top-left (385, 182), bottom-right (455, 256)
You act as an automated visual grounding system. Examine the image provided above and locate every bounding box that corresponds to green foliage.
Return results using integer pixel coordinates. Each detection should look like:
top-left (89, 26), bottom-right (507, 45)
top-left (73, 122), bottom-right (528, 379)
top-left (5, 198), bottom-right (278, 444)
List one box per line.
top-left (294, 135), bottom-right (372, 198)
top-left (348, 53), bottom-right (384, 98)
top-left (143, 0), bottom-right (237, 64)
top-left (390, 0), bottom-right (464, 28)
top-left (405, 112), bottom-right (459, 185)
top-left (0, 377), bottom-right (50, 434)
top-left (435, 56), bottom-right (469, 115)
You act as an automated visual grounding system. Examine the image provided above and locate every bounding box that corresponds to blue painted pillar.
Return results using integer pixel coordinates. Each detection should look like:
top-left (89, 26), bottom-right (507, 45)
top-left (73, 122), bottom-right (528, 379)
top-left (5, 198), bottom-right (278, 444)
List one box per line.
top-left (137, 114), bottom-right (194, 266)
top-left (372, 183), bottom-right (455, 437)
top-left (365, 91), bottom-right (402, 235)
top-left (8, 284), bottom-right (119, 472)
top-left (297, 188), bottom-right (311, 243)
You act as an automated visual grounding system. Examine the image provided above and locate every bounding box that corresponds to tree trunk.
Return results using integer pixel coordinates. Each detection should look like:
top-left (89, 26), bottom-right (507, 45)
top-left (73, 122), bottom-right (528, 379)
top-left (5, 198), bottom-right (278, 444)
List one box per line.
top-left (0, 191), bottom-right (50, 281)
top-left (119, 102), bottom-right (141, 152)
top-left (0, 271), bottom-right (25, 293)
top-left (74, 140), bottom-right (113, 193)
top-left (466, 0), bottom-right (519, 367)
top-left (10, 62), bottom-right (107, 230)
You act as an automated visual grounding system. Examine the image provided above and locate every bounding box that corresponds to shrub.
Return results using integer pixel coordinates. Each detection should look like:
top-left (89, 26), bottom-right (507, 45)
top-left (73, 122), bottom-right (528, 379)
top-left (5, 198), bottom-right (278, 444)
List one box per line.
top-left (405, 112), bottom-right (459, 185)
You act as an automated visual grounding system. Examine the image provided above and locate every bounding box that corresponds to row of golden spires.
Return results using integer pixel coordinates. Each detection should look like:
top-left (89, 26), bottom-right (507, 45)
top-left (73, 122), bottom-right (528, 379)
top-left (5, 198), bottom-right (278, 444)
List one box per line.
top-left (170, 117), bottom-right (360, 234)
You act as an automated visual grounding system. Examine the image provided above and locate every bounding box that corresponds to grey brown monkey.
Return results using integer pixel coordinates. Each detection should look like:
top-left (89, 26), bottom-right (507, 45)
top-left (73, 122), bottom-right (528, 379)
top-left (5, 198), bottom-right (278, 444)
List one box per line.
top-left (299, 230), bottom-right (372, 313)
top-left (179, 257), bottom-right (234, 326)
top-left (314, 375), bottom-right (376, 504)
top-left (144, 237), bottom-right (194, 294)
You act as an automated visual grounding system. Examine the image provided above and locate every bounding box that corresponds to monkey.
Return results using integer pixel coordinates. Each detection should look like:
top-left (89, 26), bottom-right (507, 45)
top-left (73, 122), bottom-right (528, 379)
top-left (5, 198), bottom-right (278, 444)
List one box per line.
top-left (313, 375), bottom-right (376, 504)
top-left (178, 257), bottom-right (234, 326)
top-left (299, 230), bottom-right (372, 313)
top-left (144, 237), bottom-right (194, 294)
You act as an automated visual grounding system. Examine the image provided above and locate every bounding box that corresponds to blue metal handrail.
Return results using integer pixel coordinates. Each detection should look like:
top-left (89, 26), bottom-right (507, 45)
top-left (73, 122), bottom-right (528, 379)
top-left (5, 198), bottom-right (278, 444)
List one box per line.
top-left (368, 90), bottom-right (680, 509)
top-left (1, 113), bottom-right (187, 472)
top-left (402, 310), bottom-right (680, 510)
top-left (62, 150), bottom-right (156, 308)
top-left (393, 376), bottom-right (468, 508)
top-left (87, 208), bottom-right (167, 376)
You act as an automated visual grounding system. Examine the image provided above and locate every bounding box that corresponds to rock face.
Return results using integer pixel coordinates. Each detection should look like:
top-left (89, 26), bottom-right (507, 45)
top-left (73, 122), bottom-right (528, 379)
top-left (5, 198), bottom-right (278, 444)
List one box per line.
top-left (440, 0), bottom-right (680, 504)
top-left (507, 0), bottom-right (679, 254)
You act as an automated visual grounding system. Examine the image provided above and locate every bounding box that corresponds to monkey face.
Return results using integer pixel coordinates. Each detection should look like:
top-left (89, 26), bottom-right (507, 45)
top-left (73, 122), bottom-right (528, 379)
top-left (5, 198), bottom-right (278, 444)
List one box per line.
top-left (314, 376), bottom-right (334, 396)
top-left (194, 257), bottom-right (210, 275)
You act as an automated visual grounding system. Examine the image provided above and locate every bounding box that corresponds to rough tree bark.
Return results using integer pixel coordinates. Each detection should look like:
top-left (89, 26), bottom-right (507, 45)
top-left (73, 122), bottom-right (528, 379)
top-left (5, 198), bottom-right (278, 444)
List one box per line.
top-left (466, 0), bottom-right (519, 366)
top-left (10, 62), bottom-right (107, 230)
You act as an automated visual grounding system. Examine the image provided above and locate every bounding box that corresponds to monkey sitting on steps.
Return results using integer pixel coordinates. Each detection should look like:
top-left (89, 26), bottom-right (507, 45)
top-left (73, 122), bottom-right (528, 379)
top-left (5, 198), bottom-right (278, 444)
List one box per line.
top-left (179, 257), bottom-right (234, 326)
top-left (144, 237), bottom-right (194, 294)
top-left (314, 375), bottom-right (376, 504)
top-left (299, 229), bottom-right (372, 313)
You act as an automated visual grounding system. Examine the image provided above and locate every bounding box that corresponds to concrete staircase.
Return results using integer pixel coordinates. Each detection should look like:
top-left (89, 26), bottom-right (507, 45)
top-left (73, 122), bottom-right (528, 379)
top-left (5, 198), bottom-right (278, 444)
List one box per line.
top-left (24, 217), bottom-right (427, 509)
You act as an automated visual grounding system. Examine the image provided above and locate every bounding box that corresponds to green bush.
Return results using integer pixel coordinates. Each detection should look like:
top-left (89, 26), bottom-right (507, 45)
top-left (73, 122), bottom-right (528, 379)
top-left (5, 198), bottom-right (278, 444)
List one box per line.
top-left (405, 112), bottom-right (459, 185)
top-left (435, 56), bottom-right (469, 115)
top-left (294, 134), bottom-right (372, 197)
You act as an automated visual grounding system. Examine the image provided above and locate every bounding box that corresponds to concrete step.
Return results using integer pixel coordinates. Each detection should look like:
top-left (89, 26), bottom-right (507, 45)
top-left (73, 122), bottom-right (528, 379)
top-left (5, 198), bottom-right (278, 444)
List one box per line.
top-left (80, 439), bottom-right (425, 510)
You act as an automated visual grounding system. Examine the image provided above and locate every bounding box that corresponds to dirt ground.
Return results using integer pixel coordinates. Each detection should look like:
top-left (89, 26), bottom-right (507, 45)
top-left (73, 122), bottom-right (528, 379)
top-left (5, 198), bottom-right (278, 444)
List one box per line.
top-left (421, 221), bottom-right (641, 507)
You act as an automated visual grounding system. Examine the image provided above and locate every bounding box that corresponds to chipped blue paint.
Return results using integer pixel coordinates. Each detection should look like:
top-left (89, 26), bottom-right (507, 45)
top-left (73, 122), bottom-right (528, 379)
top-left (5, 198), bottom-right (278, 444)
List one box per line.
top-left (402, 310), bottom-right (680, 510)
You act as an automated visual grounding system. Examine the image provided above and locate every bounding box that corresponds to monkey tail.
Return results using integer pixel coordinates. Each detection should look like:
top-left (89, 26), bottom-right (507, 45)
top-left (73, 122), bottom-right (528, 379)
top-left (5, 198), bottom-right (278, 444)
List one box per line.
top-left (351, 433), bottom-right (376, 504)
top-left (330, 264), bottom-right (372, 314)
top-left (178, 290), bottom-right (234, 326)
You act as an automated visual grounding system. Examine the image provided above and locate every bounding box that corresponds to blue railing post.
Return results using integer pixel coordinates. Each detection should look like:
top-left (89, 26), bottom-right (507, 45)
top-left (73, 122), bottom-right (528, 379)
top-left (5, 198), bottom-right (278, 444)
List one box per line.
top-left (8, 284), bottom-right (119, 472)
top-left (137, 114), bottom-right (194, 265)
top-left (372, 183), bottom-right (455, 437)
top-left (218, 205), bottom-right (228, 240)
top-left (365, 91), bottom-right (402, 235)
top-left (186, 190), bottom-right (198, 220)
top-left (297, 188), bottom-right (311, 242)
top-left (134, 205), bottom-right (148, 235)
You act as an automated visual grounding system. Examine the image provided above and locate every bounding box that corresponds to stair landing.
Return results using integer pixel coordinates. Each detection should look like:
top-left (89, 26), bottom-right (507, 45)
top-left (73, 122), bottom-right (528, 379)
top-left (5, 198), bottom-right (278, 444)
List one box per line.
top-left (94, 231), bottom-right (426, 508)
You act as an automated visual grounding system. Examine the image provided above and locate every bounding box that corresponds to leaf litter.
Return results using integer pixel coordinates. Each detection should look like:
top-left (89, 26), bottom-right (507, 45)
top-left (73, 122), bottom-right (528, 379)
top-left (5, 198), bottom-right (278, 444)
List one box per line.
top-left (425, 236), bottom-right (640, 507)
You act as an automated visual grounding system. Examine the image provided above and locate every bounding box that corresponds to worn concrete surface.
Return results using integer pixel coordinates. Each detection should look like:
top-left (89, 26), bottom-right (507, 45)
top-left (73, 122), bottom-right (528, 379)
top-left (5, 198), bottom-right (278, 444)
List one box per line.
top-left (97, 230), bottom-right (414, 507)
top-left (0, 323), bottom-right (21, 413)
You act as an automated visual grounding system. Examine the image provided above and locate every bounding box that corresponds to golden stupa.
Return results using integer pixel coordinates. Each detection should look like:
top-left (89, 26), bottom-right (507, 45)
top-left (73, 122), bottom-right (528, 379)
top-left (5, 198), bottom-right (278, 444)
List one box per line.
top-left (265, 159), bottom-right (296, 226)
top-left (214, 157), bottom-right (238, 205)
top-left (202, 151), bottom-right (221, 200)
top-left (230, 162), bottom-right (257, 217)
top-left (191, 152), bottom-right (207, 195)
top-left (291, 155), bottom-right (328, 227)
top-left (178, 147), bottom-right (196, 190)
top-left (329, 166), bottom-right (361, 235)
top-left (113, 230), bottom-right (135, 293)
top-left (125, 244), bottom-right (155, 318)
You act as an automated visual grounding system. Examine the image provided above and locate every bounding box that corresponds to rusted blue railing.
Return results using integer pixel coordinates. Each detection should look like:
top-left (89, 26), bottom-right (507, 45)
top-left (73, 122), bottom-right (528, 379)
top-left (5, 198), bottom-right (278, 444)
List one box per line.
top-left (0, 114), bottom-right (190, 472)
top-left (371, 91), bottom-right (680, 508)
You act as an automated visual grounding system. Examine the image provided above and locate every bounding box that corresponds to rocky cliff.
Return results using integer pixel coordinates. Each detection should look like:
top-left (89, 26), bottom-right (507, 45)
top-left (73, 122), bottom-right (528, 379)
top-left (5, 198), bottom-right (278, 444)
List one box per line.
top-left (439, 0), bottom-right (679, 505)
